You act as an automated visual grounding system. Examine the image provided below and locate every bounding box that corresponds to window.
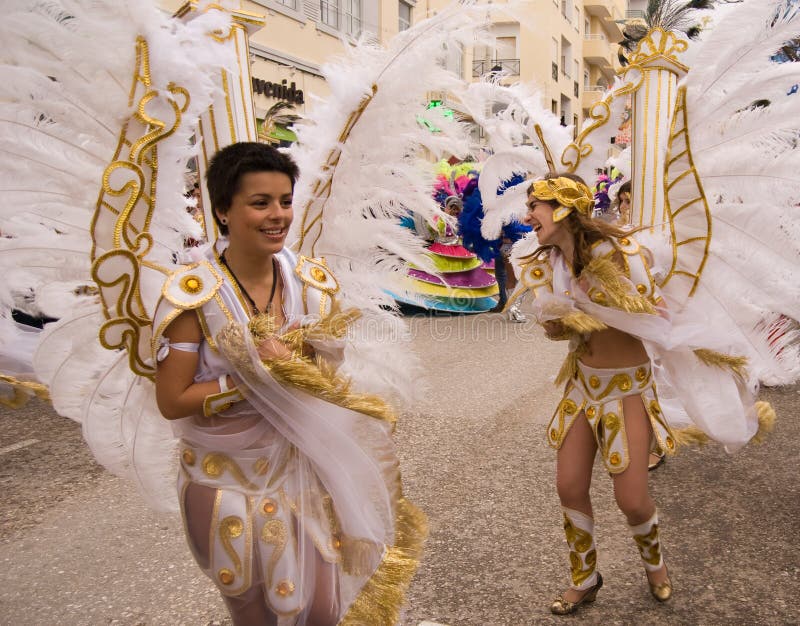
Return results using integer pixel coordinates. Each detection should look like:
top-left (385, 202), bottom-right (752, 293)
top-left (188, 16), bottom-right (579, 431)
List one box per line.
top-left (552, 99), bottom-right (558, 114)
top-left (342, 0), bottom-right (361, 36)
top-left (496, 36), bottom-right (517, 60)
top-left (399, 1), bottom-right (411, 31)
top-left (552, 37), bottom-right (559, 66)
top-left (274, 0), bottom-right (297, 8)
top-left (320, 0), bottom-right (362, 36)
top-left (584, 69), bottom-right (590, 89)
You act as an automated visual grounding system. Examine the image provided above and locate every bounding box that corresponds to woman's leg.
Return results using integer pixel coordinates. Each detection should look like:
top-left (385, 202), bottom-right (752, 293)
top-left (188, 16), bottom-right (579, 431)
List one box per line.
top-left (304, 550), bottom-right (340, 626)
top-left (555, 414), bottom-right (600, 604)
top-left (183, 482), bottom-right (276, 626)
top-left (612, 396), bottom-right (669, 587)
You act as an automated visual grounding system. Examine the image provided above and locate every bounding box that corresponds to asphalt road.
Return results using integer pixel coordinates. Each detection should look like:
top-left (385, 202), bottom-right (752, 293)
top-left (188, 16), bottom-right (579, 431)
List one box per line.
top-left (1, 312), bottom-right (798, 625)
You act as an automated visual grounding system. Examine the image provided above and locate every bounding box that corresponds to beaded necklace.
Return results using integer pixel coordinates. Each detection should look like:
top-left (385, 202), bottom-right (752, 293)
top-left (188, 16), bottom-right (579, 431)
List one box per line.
top-left (220, 252), bottom-right (279, 315)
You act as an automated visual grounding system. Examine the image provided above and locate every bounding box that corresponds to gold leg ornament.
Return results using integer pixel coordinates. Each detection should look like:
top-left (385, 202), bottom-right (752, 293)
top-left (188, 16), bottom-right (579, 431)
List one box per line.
top-left (550, 507), bottom-right (603, 615)
top-left (630, 510), bottom-right (672, 601)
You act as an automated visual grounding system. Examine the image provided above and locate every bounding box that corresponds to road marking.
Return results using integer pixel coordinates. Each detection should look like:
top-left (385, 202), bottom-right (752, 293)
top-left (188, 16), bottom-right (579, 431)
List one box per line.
top-left (0, 438), bottom-right (39, 455)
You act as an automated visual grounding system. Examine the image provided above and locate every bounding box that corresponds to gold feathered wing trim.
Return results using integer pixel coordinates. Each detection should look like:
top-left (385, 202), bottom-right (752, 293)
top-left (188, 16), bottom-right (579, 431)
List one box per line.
top-left (582, 257), bottom-right (657, 315)
top-left (0, 374), bottom-right (51, 408)
top-left (339, 497), bottom-right (428, 626)
top-left (673, 401), bottom-right (776, 447)
top-left (693, 349), bottom-right (749, 381)
top-left (217, 312), bottom-right (397, 426)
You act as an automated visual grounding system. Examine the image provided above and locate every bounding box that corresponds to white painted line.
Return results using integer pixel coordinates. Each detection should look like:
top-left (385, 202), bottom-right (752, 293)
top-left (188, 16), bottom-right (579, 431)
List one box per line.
top-left (0, 438), bottom-right (39, 455)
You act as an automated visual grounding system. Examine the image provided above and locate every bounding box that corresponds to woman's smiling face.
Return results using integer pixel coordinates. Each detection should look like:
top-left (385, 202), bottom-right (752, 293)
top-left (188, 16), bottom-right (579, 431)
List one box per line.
top-left (218, 170), bottom-right (294, 256)
top-left (524, 197), bottom-right (562, 246)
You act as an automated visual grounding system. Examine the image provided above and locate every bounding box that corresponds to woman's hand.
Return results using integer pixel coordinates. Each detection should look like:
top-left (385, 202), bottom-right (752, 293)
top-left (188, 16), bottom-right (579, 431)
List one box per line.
top-left (256, 336), bottom-right (293, 361)
top-left (543, 319), bottom-right (567, 339)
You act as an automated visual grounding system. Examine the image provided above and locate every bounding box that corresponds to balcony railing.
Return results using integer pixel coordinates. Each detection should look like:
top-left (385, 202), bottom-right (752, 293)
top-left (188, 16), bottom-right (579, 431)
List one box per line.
top-left (626, 9), bottom-right (645, 19)
top-left (584, 33), bottom-right (607, 40)
top-left (472, 58), bottom-right (521, 78)
top-left (574, 81), bottom-right (579, 97)
top-left (586, 84), bottom-right (608, 92)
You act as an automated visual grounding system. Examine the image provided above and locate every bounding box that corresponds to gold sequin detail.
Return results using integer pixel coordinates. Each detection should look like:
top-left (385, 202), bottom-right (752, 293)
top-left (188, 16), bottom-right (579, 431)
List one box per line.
top-left (310, 267), bottom-right (327, 282)
top-left (610, 452), bottom-right (621, 466)
top-left (635, 367), bottom-right (647, 382)
top-left (218, 568), bottom-right (235, 585)
top-left (620, 237), bottom-right (630, 246)
top-left (550, 427), bottom-right (559, 440)
top-left (633, 523), bottom-right (662, 566)
top-left (261, 498), bottom-right (277, 516)
top-left (592, 291), bottom-right (607, 303)
top-left (666, 436), bottom-right (675, 450)
top-left (532, 268), bottom-right (544, 278)
top-left (276, 579), bottom-right (295, 597)
top-left (619, 375), bottom-right (632, 391)
top-left (586, 406), bottom-right (597, 418)
top-left (589, 375), bottom-right (601, 389)
top-left (636, 283), bottom-right (648, 294)
top-left (180, 274), bottom-right (203, 294)
top-left (562, 399), bottom-right (577, 415)
top-left (603, 413), bottom-right (619, 430)
top-left (182, 448), bottom-right (196, 466)
top-left (253, 458), bottom-right (270, 475)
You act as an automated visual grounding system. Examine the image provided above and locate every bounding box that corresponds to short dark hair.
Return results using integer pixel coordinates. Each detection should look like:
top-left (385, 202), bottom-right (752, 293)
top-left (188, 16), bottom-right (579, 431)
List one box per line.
top-left (618, 180), bottom-right (631, 196)
top-left (206, 142), bottom-right (299, 235)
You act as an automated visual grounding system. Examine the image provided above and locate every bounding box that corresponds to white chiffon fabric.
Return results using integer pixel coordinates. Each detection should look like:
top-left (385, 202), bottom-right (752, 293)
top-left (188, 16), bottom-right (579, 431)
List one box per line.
top-left (530, 240), bottom-right (761, 452)
top-left (171, 243), bottom-right (398, 621)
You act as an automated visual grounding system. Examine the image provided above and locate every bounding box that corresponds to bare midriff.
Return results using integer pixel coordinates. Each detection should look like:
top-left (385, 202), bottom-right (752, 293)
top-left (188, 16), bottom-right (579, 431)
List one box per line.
top-left (579, 326), bottom-right (648, 368)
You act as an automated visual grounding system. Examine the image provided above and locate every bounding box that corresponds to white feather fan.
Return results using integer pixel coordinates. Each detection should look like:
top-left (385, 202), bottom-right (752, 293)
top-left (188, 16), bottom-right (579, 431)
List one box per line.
top-left (288, 3), bottom-right (520, 401)
top-left (676, 0), bottom-right (800, 383)
top-left (0, 0), bottom-right (238, 510)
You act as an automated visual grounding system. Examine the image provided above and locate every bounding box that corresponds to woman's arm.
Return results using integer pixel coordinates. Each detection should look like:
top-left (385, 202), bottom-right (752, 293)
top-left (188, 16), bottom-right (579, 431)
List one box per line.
top-left (155, 310), bottom-right (231, 420)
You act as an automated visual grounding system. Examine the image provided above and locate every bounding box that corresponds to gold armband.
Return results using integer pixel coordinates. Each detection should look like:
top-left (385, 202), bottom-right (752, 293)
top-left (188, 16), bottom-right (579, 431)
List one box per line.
top-left (203, 388), bottom-right (244, 417)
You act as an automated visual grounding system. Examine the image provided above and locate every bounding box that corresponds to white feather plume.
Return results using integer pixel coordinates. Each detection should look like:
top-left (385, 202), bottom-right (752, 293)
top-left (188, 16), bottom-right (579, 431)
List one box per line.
top-left (288, 3), bottom-right (519, 400)
top-left (0, 0), bottom-right (238, 509)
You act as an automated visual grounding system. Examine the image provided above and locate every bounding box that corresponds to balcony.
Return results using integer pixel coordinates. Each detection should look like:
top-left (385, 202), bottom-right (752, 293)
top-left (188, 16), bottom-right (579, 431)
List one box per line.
top-left (584, 0), bottom-right (613, 18)
top-left (582, 85), bottom-right (606, 109)
top-left (583, 34), bottom-right (614, 68)
top-left (472, 58), bottom-right (521, 78)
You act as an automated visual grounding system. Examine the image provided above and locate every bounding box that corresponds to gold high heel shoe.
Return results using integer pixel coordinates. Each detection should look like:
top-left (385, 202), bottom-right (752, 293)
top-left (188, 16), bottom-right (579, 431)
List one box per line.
top-left (648, 568), bottom-right (673, 601)
top-left (550, 573), bottom-right (603, 615)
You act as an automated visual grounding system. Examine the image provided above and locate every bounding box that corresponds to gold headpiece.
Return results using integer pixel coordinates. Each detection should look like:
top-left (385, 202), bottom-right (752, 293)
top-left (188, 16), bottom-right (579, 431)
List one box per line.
top-left (529, 177), bottom-right (594, 222)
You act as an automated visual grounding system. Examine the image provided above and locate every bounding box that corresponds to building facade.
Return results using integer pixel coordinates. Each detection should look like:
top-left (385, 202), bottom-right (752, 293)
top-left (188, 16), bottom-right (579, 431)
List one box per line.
top-left (159, 0), bottom-right (627, 144)
top-left (160, 0), bottom-right (416, 143)
top-left (423, 0), bottom-right (626, 137)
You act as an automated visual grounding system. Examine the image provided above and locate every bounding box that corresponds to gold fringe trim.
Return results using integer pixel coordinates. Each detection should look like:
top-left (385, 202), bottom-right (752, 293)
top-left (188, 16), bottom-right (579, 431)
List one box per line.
top-left (0, 374), bottom-right (51, 408)
top-left (554, 340), bottom-right (588, 387)
top-left (560, 311), bottom-right (607, 334)
top-left (582, 257), bottom-right (656, 315)
top-left (673, 401), bottom-right (776, 447)
top-left (339, 497), bottom-right (428, 626)
top-left (693, 349), bottom-right (749, 380)
top-left (750, 401), bottom-right (776, 444)
top-left (263, 357), bottom-right (396, 426)
top-left (217, 314), bottom-right (396, 426)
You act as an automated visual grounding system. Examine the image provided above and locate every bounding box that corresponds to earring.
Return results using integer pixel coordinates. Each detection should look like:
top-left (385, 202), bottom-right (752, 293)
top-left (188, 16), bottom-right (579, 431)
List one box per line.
top-left (220, 218), bottom-right (227, 225)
